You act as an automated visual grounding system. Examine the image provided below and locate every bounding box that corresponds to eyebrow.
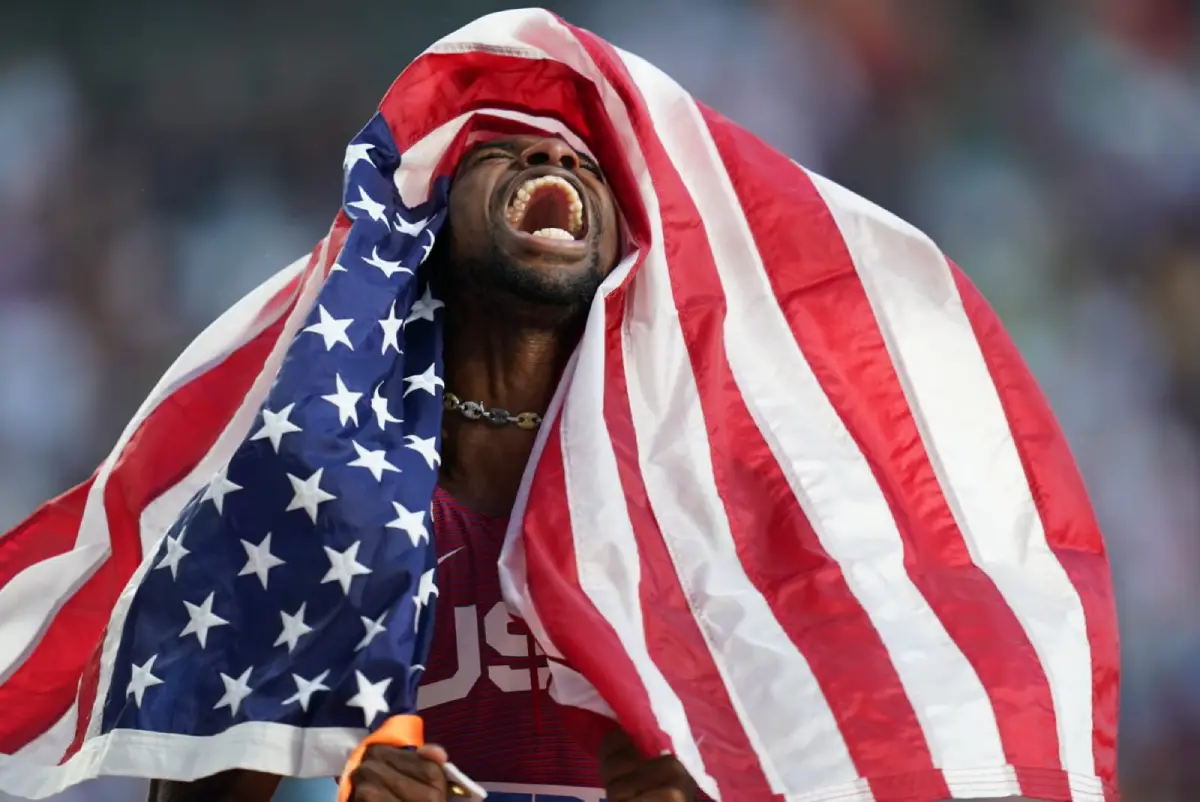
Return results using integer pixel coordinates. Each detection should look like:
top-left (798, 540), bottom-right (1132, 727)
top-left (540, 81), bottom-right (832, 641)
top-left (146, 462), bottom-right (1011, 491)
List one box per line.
top-left (464, 139), bottom-right (603, 175)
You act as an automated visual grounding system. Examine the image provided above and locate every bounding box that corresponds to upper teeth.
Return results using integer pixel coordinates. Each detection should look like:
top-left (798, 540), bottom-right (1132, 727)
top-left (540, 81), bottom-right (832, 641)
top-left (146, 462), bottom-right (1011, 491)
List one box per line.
top-left (507, 175), bottom-right (585, 236)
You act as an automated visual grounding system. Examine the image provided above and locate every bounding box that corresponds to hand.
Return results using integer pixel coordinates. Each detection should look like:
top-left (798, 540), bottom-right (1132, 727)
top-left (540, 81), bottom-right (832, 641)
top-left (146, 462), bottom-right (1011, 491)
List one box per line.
top-left (348, 743), bottom-right (450, 802)
top-left (599, 729), bottom-right (697, 802)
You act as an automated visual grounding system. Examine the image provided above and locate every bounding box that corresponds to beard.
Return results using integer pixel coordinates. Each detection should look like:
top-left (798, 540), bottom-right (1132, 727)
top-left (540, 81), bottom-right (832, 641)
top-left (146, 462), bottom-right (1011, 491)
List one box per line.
top-left (434, 217), bottom-right (608, 314)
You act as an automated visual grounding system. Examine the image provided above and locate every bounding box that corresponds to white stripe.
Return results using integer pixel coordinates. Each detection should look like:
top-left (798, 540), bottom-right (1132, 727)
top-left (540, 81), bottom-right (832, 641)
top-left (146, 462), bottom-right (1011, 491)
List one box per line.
top-left (497, 252), bottom-right (639, 700)
top-left (809, 173), bottom-right (1096, 790)
top-left (621, 51), bottom-right (1025, 798)
top-left (0, 546), bottom-right (105, 685)
top-left (13, 704), bottom-right (75, 764)
top-left (614, 52), bottom-right (857, 798)
top-left (430, 8), bottom-right (555, 60)
top-left (0, 721), bottom-right (366, 799)
top-left (0, 255), bottom-right (308, 702)
top-left (497, 345), bottom-right (577, 665)
top-left (559, 283), bottom-right (715, 796)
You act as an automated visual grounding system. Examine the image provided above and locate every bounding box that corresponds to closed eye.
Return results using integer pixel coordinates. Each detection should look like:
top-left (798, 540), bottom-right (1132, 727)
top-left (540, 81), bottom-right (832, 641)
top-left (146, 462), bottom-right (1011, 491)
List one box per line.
top-left (474, 150), bottom-right (512, 163)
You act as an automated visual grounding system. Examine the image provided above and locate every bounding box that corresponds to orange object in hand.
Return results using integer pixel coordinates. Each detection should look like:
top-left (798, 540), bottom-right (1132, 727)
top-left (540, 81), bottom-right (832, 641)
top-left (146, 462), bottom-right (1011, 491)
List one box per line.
top-left (337, 714), bottom-right (425, 802)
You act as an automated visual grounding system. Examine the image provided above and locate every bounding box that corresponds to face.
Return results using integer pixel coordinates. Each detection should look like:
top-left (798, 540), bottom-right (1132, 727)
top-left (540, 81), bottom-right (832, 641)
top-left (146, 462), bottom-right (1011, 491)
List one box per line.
top-left (440, 135), bottom-right (622, 309)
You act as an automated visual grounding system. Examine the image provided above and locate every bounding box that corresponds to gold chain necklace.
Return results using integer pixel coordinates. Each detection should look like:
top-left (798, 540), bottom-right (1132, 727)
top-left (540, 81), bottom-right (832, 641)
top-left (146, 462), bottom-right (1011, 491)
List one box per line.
top-left (442, 391), bottom-right (543, 430)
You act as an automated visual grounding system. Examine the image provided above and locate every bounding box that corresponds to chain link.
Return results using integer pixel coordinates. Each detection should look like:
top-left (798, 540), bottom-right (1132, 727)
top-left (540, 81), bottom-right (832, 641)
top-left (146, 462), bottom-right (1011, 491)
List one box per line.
top-left (443, 391), bottom-right (543, 430)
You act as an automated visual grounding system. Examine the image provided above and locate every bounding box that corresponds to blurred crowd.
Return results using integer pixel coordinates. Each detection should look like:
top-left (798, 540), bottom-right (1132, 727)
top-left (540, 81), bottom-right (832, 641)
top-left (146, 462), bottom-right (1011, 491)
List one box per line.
top-left (1, 0), bottom-right (1198, 799)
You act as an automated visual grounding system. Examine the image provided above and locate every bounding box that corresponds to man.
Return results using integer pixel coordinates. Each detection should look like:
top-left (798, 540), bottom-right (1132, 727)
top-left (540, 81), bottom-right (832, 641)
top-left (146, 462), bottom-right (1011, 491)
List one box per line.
top-left (145, 135), bottom-right (696, 802)
top-left (0, 10), bottom-right (1118, 802)
top-left (141, 128), bottom-right (1048, 802)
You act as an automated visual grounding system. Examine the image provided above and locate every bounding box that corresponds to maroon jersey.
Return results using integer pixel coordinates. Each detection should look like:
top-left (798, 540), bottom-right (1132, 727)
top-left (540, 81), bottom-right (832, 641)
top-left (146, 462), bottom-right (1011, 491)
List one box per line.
top-left (419, 488), bottom-right (605, 801)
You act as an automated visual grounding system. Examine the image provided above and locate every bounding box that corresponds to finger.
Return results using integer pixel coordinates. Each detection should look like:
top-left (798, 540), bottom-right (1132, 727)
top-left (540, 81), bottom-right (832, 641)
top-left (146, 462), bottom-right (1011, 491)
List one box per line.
top-left (627, 791), bottom-right (691, 802)
top-left (361, 744), bottom-right (448, 789)
top-left (351, 761), bottom-right (447, 802)
top-left (604, 756), bottom-right (694, 802)
top-left (597, 731), bottom-right (645, 786)
top-left (416, 743), bottom-right (449, 765)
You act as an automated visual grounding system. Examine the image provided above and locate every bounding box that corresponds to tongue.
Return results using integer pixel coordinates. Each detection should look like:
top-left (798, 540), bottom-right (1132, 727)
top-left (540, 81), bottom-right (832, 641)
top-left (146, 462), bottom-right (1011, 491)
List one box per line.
top-left (520, 189), bottom-right (571, 234)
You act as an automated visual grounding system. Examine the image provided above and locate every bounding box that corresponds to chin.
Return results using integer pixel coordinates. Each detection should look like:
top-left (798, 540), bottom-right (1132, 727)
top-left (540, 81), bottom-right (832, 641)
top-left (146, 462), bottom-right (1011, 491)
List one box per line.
top-left (497, 249), bottom-right (604, 308)
top-left (464, 231), bottom-right (601, 309)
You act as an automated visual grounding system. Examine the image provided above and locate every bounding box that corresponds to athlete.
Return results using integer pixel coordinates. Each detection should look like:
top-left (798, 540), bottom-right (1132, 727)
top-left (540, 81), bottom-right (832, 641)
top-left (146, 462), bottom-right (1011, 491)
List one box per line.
top-left (147, 135), bottom-right (697, 802)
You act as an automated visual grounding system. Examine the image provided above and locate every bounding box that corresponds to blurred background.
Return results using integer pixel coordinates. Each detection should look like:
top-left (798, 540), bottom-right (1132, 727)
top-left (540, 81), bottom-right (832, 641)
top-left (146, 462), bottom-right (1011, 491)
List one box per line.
top-left (0, 0), bottom-right (1197, 800)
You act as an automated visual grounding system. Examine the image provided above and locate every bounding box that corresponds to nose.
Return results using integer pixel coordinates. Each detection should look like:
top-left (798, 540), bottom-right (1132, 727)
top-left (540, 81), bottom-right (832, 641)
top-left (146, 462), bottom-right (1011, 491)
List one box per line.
top-left (520, 137), bottom-right (579, 172)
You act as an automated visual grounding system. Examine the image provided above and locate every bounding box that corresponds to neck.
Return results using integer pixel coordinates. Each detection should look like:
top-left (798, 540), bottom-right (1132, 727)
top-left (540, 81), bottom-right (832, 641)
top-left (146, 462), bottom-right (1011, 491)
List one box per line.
top-left (437, 290), bottom-right (582, 517)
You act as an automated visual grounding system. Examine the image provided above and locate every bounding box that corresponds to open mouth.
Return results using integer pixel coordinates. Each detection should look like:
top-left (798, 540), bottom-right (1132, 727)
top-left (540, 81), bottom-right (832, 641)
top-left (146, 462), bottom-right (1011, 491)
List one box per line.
top-left (505, 175), bottom-right (587, 242)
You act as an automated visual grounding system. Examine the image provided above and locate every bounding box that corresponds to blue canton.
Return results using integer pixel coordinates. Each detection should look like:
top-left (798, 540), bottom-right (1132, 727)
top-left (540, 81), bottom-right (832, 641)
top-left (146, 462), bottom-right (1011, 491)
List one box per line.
top-left (102, 113), bottom-right (452, 735)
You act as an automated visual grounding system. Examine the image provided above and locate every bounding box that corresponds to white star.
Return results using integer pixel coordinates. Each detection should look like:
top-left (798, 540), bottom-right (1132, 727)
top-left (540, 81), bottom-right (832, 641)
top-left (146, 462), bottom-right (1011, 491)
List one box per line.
top-left (347, 440), bottom-right (400, 482)
top-left (330, 262), bottom-right (348, 274)
top-left (201, 464), bottom-right (242, 515)
top-left (371, 382), bottom-right (402, 430)
top-left (303, 305), bottom-right (354, 351)
top-left (344, 142), bottom-right (375, 171)
top-left (404, 434), bottom-right (441, 470)
top-left (126, 655), bottom-right (164, 708)
top-left (213, 666), bottom-right (254, 717)
top-left (180, 592), bottom-right (229, 649)
top-left (403, 363), bottom-right (444, 398)
top-left (321, 541), bottom-right (372, 595)
top-left (155, 527), bottom-right (190, 580)
top-left (404, 285), bottom-right (444, 325)
top-left (274, 603), bottom-right (313, 653)
top-left (250, 403), bottom-right (302, 453)
top-left (238, 533), bottom-right (286, 589)
top-left (363, 246), bottom-right (411, 280)
top-left (386, 501), bottom-right (429, 547)
top-left (412, 568), bottom-right (439, 628)
top-left (322, 373), bottom-right (363, 427)
top-left (355, 611), bottom-right (389, 651)
top-left (418, 229), bottom-right (436, 264)
top-left (286, 468), bottom-right (338, 524)
top-left (346, 670), bottom-right (392, 728)
top-left (348, 186), bottom-right (389, 225)
top-left (282, 669), bottom-right (330, 713)
top-left (394, 211), bottom-right (429, 237)
top-left (379, 302), bottom-right (404, 355)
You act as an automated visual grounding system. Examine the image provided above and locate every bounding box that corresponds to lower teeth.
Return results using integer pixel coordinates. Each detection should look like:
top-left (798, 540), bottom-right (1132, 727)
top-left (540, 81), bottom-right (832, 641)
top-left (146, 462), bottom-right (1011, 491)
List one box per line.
top-left (530, 227), bottom-right (575, 240)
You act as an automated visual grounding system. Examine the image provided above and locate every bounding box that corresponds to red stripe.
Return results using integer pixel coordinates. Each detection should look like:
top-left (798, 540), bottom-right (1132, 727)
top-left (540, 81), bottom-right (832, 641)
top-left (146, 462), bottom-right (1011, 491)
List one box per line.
top-left (658, 100), bottom-right (947, 798)
top-left (0, 270), bottom-right (307, 756)
top-left (953, 264), bottom-right (1121, 800)
top-left (570, 35), bottom-right (947, 795)
top-left (0, 476), bottom-right (96, 587)
top-left (698, 106), bottom-right (1072, 797)
top-left (518, 420), bottom-right (670, 758)
top-left (565, 29), bottom-right (782, 800)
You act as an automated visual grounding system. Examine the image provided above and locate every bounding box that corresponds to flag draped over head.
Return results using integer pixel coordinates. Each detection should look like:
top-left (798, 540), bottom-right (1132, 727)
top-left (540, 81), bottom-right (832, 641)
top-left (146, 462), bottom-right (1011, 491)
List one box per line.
top-left (0, 9), bottom-right (1119, 802)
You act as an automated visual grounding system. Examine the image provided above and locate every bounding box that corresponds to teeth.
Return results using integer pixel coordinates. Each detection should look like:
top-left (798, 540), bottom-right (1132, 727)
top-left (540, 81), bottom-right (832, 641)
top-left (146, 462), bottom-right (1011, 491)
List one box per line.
top-left (506, 175), bottom-right (585, 235)
top-left (530, 227), bottom-right (575, 241)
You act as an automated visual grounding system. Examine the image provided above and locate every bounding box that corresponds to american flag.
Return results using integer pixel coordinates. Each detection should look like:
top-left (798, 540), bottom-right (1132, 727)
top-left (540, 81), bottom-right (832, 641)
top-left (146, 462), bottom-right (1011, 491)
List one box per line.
top-left (0, 9), bottom-right (1118, 802)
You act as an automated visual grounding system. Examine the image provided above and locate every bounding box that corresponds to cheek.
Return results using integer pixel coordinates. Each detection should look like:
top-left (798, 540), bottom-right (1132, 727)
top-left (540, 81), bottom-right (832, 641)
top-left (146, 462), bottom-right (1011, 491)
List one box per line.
top-left (447, 182), bottom-right (487, 240)
top-left (601, 205), bottom-right (622, 268)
